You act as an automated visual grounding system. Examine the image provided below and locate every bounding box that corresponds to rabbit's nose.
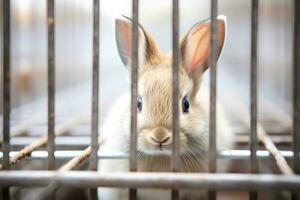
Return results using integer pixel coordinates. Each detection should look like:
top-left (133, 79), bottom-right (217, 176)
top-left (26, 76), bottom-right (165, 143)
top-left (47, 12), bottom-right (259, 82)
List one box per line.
top-left (150, 136), bottom-right (171, 145)
top-left (147, 127), bottom-right (172, 145)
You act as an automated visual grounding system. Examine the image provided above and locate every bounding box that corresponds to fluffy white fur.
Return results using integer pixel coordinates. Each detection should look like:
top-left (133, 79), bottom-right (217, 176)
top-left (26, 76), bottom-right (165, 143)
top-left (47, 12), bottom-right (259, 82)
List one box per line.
top-left (98, 16), bottom-right (233, 200)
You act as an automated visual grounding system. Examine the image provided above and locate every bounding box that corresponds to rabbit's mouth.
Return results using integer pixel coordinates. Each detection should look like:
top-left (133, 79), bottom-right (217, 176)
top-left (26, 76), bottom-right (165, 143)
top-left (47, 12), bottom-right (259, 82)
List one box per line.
top-left (137, 127), bottom-right (189, 155)
top-left (137, 142), bottom-right (189, 156)
top-left (139, 145), bottom-right (173, 156)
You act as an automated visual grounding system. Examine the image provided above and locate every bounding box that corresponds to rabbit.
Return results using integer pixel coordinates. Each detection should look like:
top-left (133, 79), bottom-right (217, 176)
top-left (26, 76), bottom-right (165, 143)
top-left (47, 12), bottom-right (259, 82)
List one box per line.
top-left (98, 15), bottom-right (234, 200)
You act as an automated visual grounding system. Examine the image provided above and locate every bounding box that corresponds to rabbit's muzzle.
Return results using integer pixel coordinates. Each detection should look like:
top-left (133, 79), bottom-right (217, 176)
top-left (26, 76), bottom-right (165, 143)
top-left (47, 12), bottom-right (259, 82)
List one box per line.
top-left (146, 127), bottom-right (172, 149)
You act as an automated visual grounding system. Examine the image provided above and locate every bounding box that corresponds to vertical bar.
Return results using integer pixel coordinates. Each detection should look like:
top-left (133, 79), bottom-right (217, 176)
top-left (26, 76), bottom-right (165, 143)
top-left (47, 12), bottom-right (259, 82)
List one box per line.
top-left (171, 0), bottom-right (180, 199)
top-left (2, 0), bottom-right (10, 199)
top-left (250, 0), bottom-right (259, 200)
top-left (89, 0), bottom-right (100, 199)
top-left (129, 0), bottom-right (139, 199)
top-left (209, 0), bottom-right (217, 199)
top-left (292, 0), bottom-right (300, 199)
top-left (47, 0), bottom-right (55, 170)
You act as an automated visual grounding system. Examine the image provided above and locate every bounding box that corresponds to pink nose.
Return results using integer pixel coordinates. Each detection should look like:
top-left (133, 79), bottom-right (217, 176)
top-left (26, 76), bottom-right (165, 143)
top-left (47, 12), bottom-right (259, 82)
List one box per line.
top-left (147, 127), bottom-right (172, 146)
top-left (150, 136), bottom-right (171, 145)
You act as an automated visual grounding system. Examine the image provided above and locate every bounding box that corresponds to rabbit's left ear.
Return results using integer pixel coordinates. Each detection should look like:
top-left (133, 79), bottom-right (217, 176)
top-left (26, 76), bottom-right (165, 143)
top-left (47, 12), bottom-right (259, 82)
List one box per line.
top-left (115, 18), bottom-right (162, 68)
top-left (180, 15), bottom-right (227, 74)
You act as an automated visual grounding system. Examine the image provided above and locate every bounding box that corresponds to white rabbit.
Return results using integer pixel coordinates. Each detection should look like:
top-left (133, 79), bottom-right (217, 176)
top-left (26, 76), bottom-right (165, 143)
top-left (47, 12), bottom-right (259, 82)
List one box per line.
top-left (98, 15), bottom-right (233, 200)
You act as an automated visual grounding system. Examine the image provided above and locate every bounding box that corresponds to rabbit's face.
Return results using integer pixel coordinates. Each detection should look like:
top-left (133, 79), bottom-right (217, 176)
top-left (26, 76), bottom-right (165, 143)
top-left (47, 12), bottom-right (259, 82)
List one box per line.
top-left (137, 65), bottom-right (206, 155)
top-left (115, 16), bottom-right (226, 155)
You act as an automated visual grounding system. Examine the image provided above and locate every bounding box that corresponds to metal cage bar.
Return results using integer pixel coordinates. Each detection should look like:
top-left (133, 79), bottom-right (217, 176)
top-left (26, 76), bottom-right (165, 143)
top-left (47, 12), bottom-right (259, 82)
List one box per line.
top-left (171, 0), bottom-right (180, 199)
top-left (1, 149), bottom-right (298, 161)
top-left (2, 0), bottom-right (11, 199)
top-left (293, 0), bottom-right (300, 199)
top-left (0, 1), bottom-right (299, 199)
top-left (129, 0), bottom-right (139, 199)
top-left (209, 0), bottom-right (218, 199)
top-left (250, 0), bottom-right (259, 199)
top-left (0, 171), bottom-right (300, 190)
top-left (47, 0), bottom-right (56, 171)
top-left (90, 0), bottom-right (100, 199)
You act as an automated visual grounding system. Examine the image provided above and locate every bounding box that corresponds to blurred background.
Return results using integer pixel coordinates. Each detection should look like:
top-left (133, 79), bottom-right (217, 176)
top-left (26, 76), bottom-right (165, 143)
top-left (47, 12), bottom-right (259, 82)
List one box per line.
top-left (0, 0), bottom-right (295, 199)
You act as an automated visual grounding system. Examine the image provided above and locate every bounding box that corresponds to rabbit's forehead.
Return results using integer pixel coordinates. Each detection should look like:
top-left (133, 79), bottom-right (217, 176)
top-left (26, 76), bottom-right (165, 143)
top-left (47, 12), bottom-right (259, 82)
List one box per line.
top-left (138, 66), bottom-right (193, 99)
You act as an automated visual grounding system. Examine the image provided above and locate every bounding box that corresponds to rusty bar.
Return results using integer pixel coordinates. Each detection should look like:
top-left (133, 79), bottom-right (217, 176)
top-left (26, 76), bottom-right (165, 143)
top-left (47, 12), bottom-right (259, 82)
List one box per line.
top-left (90, 0), bottom-right (100, 172)
top-left (293, 0), bottom-right (300, 174)
top-left (209, 0), bottom-right (218, 199)
top-left (89, 0), bottom-right (100, 199)
top-left (250, 0), bottom-right (259, 199)
top-left (129, 0), bottom-right (139, 199)
top-left (0, 171), bottom-right (300, 190)
top-left (171, 0), bottom-right (180, 199)
top-left (293, 0), bottom-right (300, 199)
top-left (2, 0), bottom-right (11, 172)
top-left (47, 0), bottom-right (55, 170)
top-left (2, 0), bottom-right (11, 199)
top-left (0, 116), bottom-right (82, 169)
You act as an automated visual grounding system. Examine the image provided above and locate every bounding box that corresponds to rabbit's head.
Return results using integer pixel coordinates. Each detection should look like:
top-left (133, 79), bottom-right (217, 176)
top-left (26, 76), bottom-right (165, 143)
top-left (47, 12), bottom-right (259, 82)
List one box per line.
top-left (115, 16), bottom-right (226, 155)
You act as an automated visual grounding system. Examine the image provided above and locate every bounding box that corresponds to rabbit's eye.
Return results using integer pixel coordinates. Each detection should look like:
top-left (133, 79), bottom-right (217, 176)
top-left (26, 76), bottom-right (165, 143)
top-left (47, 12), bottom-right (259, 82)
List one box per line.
top-left (137, 96), bottom-right (143, 112)
top-left (182, 96), bottom-right (190, 113)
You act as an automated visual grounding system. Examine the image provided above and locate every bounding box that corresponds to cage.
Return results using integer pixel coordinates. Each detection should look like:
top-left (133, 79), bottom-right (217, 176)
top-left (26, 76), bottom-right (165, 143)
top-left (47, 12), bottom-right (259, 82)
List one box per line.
top-left (0, 0), bottom-right (299, 200)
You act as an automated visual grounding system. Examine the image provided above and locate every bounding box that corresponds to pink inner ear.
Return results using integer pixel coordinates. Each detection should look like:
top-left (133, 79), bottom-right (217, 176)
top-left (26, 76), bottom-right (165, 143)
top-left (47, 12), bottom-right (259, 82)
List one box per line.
top-left (119, 21), bottom-right (132, 59)
top-left (185, 19), bottom-right (225, 73)
top-left (117, 20), bottom-right (144, 60)
top-left (187, 24), bottom-right (210, 71)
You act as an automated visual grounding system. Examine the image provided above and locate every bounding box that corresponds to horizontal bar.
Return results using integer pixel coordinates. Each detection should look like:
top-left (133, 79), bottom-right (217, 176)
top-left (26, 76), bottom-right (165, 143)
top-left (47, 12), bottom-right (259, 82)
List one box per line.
top-left (7, 136), bottom-right (90, 148)
top-left (5, 135), bottom-right (292, 150)
top-left (0, 125), bottom-right (28, 143)
top-left (0, 150), bottom-right (297, 161)
top-left (0, 171), bottom-right (299, 190)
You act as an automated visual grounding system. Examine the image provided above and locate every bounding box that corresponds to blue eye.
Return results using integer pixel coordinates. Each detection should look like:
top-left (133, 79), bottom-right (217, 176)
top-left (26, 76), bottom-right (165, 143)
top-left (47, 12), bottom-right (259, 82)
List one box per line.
top-left (182, 96), bottom-right (190, 113)
top-left (137, 96), bottom-right (143, 111)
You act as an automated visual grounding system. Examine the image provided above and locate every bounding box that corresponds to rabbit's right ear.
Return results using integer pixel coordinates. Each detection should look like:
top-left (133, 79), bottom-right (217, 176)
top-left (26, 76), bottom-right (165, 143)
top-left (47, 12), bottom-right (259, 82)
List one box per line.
top-left (115, 18), bottom-right (162, 68)
top-left (179, 16), bottom-right (227, 75)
